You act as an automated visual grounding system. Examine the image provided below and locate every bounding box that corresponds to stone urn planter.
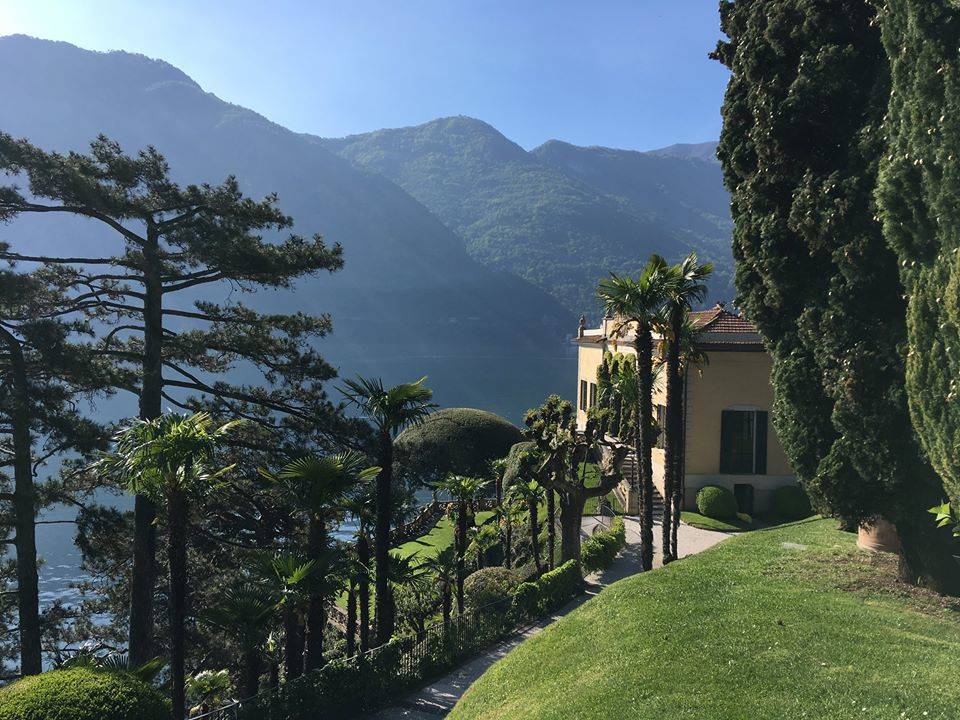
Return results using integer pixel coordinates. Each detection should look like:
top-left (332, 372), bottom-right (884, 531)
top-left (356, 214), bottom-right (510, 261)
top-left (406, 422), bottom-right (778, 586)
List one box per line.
top-left (857, 518), bottom-right (900, 554)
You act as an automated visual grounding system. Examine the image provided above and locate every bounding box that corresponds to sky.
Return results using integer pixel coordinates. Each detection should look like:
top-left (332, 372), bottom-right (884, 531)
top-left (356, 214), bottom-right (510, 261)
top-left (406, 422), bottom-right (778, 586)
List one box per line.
top-left (0, 0), bottom-right (730, 151)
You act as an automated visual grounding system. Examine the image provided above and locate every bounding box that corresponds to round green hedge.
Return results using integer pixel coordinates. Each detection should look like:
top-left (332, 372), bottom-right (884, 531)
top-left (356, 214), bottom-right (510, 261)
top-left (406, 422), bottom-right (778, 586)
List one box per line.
top-left (696, 485), bottom-right (738, 521)
top-left (395, 408), bottom-right (524, 486)
top-left (500, 441), bottom-right (541, 489)
top-left (0, 667), bottom-right (168, 720)
top-left (464, 567), bottom-right (520, 612)
top-left (771, 485), bottom-right (812, 521)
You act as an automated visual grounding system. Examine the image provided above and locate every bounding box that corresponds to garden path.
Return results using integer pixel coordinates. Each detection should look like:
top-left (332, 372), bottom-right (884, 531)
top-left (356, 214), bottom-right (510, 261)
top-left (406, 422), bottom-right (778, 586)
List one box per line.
top-left (367, 517), bottom-right (729, 719)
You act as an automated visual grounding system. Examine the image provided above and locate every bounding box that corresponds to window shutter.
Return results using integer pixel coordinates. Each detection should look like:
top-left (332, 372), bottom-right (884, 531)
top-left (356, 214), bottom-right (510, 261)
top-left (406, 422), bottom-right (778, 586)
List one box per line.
top-left (580, 380), bottom-right (588, 411)
top-left (589, 383), bottom-right (597, 408)
top-left (755, 411), bottom-right (768, 474)
top-left (719, 410), bottom-right (734, 473)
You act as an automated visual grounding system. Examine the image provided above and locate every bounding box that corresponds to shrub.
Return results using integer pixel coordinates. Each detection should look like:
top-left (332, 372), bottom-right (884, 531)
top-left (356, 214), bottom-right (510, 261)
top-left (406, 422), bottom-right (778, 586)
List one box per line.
top-left (511, 581), bottom-right (540, 617)
top-left (512, 560), bottom-right (581, 617)
top-left (696, 485), bottom-right (738, 521)
top-left (0, 667), bottom-right (168, 720)
top-left (581, 518), bottom-right (626, 573)
top-left (464, 567), bottom-right (520, 612)
top-left (771, 485), bottom-right (812, 521)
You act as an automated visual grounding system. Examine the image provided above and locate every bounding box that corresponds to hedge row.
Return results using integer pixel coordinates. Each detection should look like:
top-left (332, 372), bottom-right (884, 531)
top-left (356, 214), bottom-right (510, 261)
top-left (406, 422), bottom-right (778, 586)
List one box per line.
top-left (512, 560), bottom-right (581, 617)
top-left (581, 518), bottom-right (626, 573)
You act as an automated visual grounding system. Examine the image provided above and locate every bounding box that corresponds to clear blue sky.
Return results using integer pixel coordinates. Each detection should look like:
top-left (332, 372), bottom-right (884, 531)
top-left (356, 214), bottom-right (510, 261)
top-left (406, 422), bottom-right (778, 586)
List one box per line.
top-left (1, 0), bottom-right (729, 151)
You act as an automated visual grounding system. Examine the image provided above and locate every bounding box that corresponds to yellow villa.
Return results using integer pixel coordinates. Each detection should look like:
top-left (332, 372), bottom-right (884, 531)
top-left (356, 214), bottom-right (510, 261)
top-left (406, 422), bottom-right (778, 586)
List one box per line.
top-left (574, 302), bottom-right (797, 515)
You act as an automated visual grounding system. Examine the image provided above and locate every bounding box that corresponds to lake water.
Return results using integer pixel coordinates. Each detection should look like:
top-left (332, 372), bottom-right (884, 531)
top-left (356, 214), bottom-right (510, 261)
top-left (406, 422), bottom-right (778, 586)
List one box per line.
top-left (31, 353), bottom-right (577, 611)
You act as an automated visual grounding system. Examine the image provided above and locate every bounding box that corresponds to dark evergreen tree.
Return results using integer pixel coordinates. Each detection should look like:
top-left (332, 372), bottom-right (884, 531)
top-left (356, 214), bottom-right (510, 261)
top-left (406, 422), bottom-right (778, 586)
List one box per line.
top-left (714, 0), bottom-right (959, 592)
top-left (0, 262), bottom-right (117, 675)
top-left (0, 133), bottom-right (345, 661)
top-left (877, 0), bottom-right (960, 516)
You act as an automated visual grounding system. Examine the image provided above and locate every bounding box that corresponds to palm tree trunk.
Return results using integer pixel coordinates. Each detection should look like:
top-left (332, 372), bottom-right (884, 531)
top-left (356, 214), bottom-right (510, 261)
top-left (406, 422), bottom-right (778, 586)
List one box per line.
top-left (505, 520), bottom-right (513, 569)
top-left (346, 581), bottom-right (357, 658)
top-left (242, 647), bottom-right (262, 700)
top-left (442, 584), bottom-right (452, 631)
top-left (528, 501), bottom-right (542, 576)
top-left (635, 328), bottom-right (655, 572)
top-left (671, 372), bottom-right (687, 559)
top-left (304, 517), bottom-right (326, 671)
top-left (358, 533), bottom-right (370, 654)
top-left (374, 430), bottom-right (395, 645)
top-left (546, 488), bottom-right (556, 570)
top-left (130, 228), bottom-right (162, 667)
top-left (167, 488), bottom-right (188, 720)
top-left (283, 604), bottom-right (303, 680)
top-left (0, 330), bottom-right (42, 676)
top-left (455, 502), bottom-right (467, 613)
top-left (662, 314), bottom-right (683, 565)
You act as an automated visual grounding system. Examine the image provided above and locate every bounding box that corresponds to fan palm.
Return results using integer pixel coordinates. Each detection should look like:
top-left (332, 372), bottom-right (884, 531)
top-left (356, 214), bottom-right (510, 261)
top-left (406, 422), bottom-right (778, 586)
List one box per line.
top-left (203, 583), bottom-right (276, 699)
top-left (342, 489), bottom-right (375, 654)
top-left (467, 522), bottom-right (499, 569)
top-left (434, 474), bottom-right (489, 612)
top-left (660, 253), bottom-right (712, 564)
top-left (493, 502), bottom-right (522, 569)
top-left (507, 480), bottom-right (546, 576)
top-left (261, 451), bottom-right (378, 670)
top-left (339, 375), bottom-right (435, 644)
top-left (598, 257), bottom-right (671, 571)
top-left (99, 412), bottom-right (239, 720)
top-left (489, 456), bottom-right (508, 506)
top-left (420, 546), bottom-right (457, 630)
top-left (259, 552), bottom-right (315, 681)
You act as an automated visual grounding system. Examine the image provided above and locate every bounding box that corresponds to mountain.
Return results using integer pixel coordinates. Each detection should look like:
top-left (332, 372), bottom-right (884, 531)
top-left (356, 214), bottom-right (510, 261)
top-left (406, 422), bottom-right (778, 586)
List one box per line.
top-left (0, 36), bottom-right (575, 421)
top-left (646, 141), bottom-right (719, 163)
top-left (324, 117), bottom-right (735, 315)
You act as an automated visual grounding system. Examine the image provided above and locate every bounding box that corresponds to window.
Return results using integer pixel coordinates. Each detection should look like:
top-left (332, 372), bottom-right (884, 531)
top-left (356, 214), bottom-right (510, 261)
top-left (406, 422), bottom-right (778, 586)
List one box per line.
top-left (589, 382), bottom-right (597, 408)
top-left (580, 380), bottom-right (588, 411)
top-left (719, 409), bottom-right (768, 474)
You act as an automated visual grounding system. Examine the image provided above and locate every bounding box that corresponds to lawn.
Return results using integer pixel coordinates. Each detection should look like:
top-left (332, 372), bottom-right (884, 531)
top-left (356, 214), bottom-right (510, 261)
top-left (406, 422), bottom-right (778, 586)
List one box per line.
top-left (449, 518), bottom-right (960, 720)
top-left (394, 510), bottom-right (495, 562)
top-left (681, 510), bottom-right (753, 532)
top-left (581, 461), bottom-right (621, 515)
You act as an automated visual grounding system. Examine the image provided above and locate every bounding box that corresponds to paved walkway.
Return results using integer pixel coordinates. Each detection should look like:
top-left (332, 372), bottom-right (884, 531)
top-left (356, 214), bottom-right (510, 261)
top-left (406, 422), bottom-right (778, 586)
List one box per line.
top-left (369, 517), bottom-right (729, 719)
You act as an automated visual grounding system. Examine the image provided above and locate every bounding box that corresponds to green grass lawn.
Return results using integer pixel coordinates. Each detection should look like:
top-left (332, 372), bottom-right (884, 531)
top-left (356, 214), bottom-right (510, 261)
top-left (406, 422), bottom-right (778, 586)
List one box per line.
top-left (681, 510), bottom-right (753, 532)
top-left (449, 518), bottom-right (960, 720)
top-left (581, 462), bottom-right (621, 515)
top-left (394, 510), bottom-right (495, 562)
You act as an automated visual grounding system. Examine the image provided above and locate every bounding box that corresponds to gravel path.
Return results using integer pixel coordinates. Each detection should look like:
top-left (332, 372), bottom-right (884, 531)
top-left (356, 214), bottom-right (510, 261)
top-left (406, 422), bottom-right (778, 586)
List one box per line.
top-left (368, 517), bottom-right (730, 719)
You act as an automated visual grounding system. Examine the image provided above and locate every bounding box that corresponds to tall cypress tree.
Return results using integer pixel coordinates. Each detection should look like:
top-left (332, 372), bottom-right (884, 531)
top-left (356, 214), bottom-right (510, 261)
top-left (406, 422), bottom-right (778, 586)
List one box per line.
top-left (714, 0), bottom-right (959, 592)
top-left (0, 134), bottom-right (345, 662)
top-left (877, 0), bottom-right (960, 515)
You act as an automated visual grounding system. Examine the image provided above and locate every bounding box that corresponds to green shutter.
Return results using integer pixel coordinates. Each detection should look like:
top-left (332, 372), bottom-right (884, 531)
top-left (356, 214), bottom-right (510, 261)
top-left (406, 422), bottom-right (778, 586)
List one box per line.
top-left (755, 411), bottom-right (768, 474)
top-left (720, 410), bottom-right (734, 473)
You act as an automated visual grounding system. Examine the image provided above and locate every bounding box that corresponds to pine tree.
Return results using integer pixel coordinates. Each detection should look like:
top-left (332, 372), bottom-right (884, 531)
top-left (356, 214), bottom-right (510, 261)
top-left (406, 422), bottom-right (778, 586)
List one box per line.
top-left (0, 133), bottom-right (345, 662)
top-left (877, 0), bottom-right (960, 516)
top-left (714, 0), bottom-right (959, 592)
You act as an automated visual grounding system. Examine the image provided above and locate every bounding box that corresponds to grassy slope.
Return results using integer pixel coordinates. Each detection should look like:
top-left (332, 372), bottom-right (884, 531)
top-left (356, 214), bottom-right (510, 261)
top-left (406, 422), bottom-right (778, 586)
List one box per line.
top-left (394, 511), bottom-right (495, 562)
top-left (450, 519), bottom-right (960, 720)
top-left (680, 510), bottom-right (753, 532)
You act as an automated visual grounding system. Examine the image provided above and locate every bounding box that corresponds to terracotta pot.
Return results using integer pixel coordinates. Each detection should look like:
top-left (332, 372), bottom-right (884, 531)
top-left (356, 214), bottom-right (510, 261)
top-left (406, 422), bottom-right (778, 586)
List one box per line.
top-left (857, 518), bottom-right (901, 554)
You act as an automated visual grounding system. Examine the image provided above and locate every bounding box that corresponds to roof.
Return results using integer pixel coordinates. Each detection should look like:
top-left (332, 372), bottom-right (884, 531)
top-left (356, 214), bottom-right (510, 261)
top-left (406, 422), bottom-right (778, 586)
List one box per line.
top-left (575, 302), bottom-right (765, 351)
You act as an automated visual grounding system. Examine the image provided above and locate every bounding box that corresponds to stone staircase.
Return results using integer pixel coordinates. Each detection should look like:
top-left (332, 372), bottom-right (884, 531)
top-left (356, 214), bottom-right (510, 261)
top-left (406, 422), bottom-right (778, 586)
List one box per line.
top-left (618, 451), bottom-right (665, 521)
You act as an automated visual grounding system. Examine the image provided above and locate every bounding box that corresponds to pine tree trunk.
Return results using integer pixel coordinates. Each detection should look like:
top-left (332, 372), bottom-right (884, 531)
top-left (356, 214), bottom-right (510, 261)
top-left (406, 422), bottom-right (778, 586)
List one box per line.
top-left (455, 503), bottom-right (466, 613)
top-left (528, 501), bottom-right (542, 576)
top-left (167, 488), bottom-right (188, 720)
top-left (1, 332), bottom-right (42, 676)
top-left (304, 517), bottom-right (326, 671)
top-left (635, 329), bottom-right (655, 571)
top-left (358, 533), bottom-right (370, 654)
top-left (374, 430), bottom-right (394, 645)
top-left (130, 227), bottom-right (162, 666)
top-left (662, 314), bottom-right (682, 565)
top-left (346, 582), bottom-right (357, 658)
top-left (546, 488), bottom-right (556, 570)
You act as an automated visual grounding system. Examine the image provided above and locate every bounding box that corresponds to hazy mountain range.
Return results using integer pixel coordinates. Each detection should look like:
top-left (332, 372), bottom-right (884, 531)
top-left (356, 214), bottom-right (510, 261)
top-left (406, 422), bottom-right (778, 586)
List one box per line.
top-left (0, 35), bottom-right (732, 419)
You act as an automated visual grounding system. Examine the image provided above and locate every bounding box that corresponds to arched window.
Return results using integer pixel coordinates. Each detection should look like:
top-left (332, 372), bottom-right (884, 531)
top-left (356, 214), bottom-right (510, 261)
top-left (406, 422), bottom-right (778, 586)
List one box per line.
top-left (719, 406), bottom-right (768, 474)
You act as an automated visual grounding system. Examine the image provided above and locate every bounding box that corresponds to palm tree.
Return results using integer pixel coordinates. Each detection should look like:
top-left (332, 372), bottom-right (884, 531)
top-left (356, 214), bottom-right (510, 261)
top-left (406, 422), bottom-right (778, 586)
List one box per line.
top-left (507, 480), bottom-right (545, 576)
top-left (665, 317), bottom-right (709, 559)
top-left (660, 254), bottom-right (712, 565)
top-left (260, 552), bottom-right (315, 681)
top-left (204, 583), bottom-right (275, 700)
top-left (420, 546), bottom-right (457, 630)
top-left (598, 257), bottom-right (671, 572)
top-left (261, 452), bottom-right (378, 671)
top-left (489, 456), bottom-right (508, 506)
top-left (434, 474), bottom-right (489, 613)
top-left (493, 502), bottom-right (522, 569)
top-left (339, 376), bottom-right (435, 644)
top-left (467, 522), bottom-right (499, 569)
top-left (99, 412), bottom-right (239, 720)
top-left (342, 490), bottom-right (375, 654)
top-left (388, 553), bottom-right (431, 640)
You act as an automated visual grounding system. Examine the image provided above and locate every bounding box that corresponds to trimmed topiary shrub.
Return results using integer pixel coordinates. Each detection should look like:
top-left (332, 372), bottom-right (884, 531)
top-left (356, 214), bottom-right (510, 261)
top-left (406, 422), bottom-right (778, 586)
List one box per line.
top-left (581, 518), bottom-right (626, 573)
top-left (771, 485), bottom-right (812, 521)
top-left (395, 408), bottom-right (524, 486)
top-left (696, 485), bottom-right (738, 521)
top-left (0, 667), bottom-right (168, 720)
top-left (512, 560), bottom-right (581, 617)
top-left (464, 567), bottom-right (520, 613)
